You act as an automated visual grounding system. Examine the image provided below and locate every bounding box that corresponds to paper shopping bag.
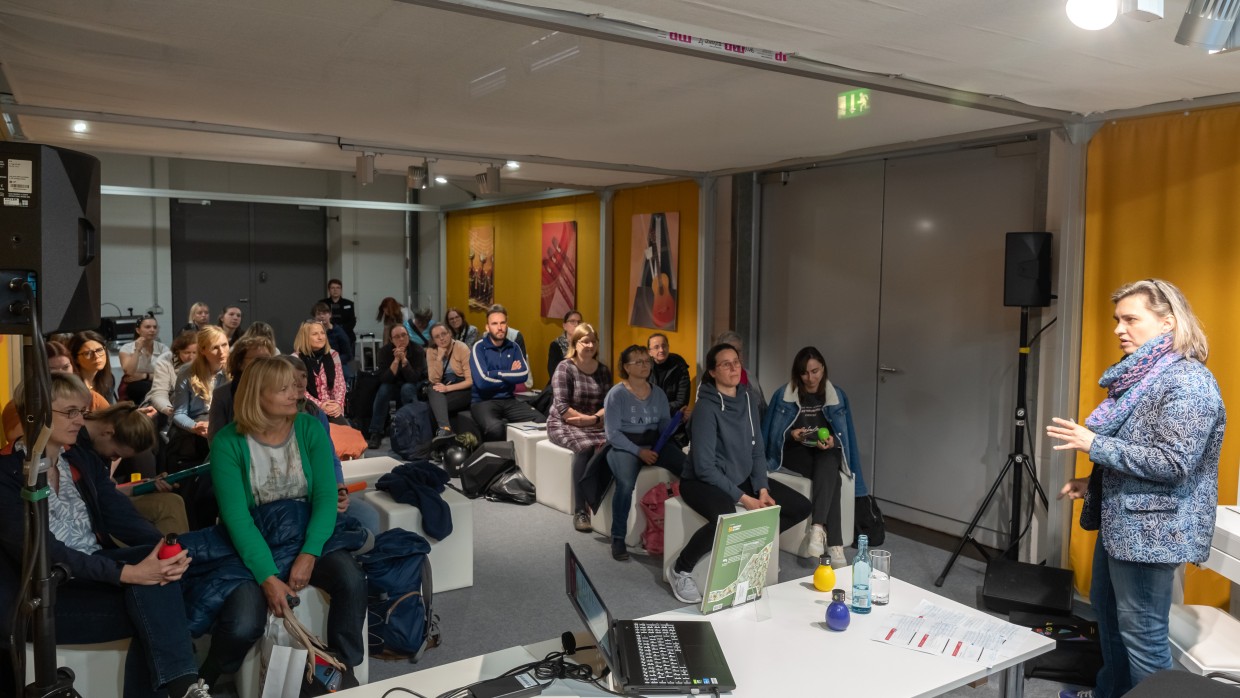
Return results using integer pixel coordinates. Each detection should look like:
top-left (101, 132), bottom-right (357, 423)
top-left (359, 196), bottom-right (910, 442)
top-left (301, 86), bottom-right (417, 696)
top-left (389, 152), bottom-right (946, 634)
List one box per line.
top-left (260, 613), bottom-right (309, 698)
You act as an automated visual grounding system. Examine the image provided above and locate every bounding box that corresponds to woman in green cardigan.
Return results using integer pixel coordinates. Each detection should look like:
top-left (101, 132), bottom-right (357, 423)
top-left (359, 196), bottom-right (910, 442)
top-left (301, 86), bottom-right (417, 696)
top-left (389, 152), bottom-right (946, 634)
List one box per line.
top-left (199, 358), bottom-right (366, 686)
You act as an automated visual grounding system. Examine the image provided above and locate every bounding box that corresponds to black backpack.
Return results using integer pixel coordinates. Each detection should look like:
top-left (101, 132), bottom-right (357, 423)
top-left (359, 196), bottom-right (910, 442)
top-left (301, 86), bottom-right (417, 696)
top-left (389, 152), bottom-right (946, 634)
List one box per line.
top-left (358, 529), bottom-right (440, 660)
top-left (456, 442), bottom-right (536, 505)
top-left (854, 494), bottom-right (886, 547)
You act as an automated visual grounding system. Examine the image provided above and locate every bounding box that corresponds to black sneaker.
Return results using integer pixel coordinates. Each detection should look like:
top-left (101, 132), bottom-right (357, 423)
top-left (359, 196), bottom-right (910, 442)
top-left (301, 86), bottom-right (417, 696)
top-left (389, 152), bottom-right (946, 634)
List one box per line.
top-left (366, 432), bottom-right (383, 450)
top-left (611, 538), bottom-right (630, 561)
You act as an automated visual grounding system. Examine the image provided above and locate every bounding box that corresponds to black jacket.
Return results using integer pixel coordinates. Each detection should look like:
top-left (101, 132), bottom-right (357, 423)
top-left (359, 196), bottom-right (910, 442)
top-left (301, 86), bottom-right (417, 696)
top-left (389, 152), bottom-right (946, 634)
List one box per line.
top-left (320, 296), bottom-right (358, 344)
top-left (651, 353), bottom-right (692, 413)
top-left (0, 442), bottom-right (161, 628)
top-left (378, 342), bottom-right (427, 386)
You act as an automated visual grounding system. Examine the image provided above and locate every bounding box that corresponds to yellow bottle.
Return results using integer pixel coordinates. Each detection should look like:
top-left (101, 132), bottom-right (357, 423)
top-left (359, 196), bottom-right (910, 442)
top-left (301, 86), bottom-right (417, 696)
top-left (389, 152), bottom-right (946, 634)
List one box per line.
top-left (813, 556), bottom-right (836, 592)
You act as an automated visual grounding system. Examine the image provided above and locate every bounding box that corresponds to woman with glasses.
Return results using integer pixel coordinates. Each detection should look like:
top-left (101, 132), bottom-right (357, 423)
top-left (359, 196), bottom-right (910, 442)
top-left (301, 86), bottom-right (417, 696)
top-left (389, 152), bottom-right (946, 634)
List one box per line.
top-left (761, 346), bottom-right (861, 568)
top-left (444, 306), bottom-right (479, 347)
top-left (667, 343), bottom-right (810, 604)
top-left (546, 309), bottom-right (582, 381)
top-left (546, 323), bottom-right (612, 533)
top-left (426, 321), bottom-right (473, 438)
top-left (69, 330), bottom-right (116, 407)
top-left (602, 344), bottom-right (685, 561)
top-left (293, 320), bottom-right (347, 425)
top-left (0, 373), bottom-right (212, 698)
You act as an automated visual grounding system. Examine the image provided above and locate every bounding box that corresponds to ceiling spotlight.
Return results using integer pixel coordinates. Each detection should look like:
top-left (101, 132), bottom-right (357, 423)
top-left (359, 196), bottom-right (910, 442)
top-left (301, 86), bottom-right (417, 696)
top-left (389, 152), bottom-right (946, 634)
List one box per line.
top-left (1067, 0), bottom-right (1118, 30)
top-left (356, 153), bottom-right (375, 186)
top-left (434, 175), bottom-right (448, 185)
top-left (505, 161), bottom-right (520, 169)
top-left (1175, 0), bottom-right (1240, 49)
top-left (72, 121), bottom-right (88, 133)
top-left (406, 164), bottom-right (427, 190)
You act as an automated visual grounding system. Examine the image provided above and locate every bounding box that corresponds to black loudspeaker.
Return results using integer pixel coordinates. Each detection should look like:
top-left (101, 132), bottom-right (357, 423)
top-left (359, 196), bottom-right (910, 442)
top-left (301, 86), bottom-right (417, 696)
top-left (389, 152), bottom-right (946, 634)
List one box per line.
top-left (1003, 232), bottom-right (1052, 307)
top-left (0, 142), bottom-right (101, 335)
top-left (982, 559), bottom-right (1074, 615)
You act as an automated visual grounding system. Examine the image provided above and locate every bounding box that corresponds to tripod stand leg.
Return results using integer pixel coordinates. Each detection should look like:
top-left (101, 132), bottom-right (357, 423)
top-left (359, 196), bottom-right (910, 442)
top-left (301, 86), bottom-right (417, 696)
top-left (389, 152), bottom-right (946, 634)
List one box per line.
top-left (934, 455), bottom-right (1016, 587)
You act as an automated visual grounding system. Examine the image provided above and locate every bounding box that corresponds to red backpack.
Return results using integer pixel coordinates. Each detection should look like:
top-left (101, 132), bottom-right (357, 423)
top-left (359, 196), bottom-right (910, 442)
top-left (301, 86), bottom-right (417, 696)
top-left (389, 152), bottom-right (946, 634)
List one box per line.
top-left (639, 481), bottom-right (680, 555)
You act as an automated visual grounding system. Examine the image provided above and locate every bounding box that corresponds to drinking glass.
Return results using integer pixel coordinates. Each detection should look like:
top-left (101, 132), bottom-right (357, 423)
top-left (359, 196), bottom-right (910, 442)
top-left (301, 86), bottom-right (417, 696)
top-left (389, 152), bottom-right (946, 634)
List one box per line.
top-left (869, 549), bottom-right (892, 605)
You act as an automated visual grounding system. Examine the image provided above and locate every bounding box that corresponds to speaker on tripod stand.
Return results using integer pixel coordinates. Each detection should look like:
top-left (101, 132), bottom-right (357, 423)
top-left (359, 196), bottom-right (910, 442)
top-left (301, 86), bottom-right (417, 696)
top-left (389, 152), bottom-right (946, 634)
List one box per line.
top-left (936, 232), bottom-right (1073, 616)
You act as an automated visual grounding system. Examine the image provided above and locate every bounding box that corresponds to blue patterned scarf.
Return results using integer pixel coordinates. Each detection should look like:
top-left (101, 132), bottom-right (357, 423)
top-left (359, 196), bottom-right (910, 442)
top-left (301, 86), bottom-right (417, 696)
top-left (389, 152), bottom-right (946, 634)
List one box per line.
top-left (1085, 332), bottom-right (1180, 436)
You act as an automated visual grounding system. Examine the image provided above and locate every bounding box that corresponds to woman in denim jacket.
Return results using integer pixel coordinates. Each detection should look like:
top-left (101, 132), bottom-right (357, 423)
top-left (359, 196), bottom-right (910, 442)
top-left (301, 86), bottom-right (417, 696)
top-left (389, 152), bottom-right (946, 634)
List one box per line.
top-left (761, 347), bottom-right (868, 568)
top-left (1049, 279), bottom-right (1224, 698)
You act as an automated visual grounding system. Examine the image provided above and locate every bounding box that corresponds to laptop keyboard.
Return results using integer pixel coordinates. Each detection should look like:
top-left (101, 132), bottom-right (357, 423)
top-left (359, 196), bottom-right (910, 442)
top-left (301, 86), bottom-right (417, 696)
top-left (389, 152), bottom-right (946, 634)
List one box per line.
top-left (633, 622), bottom-right (691, 685)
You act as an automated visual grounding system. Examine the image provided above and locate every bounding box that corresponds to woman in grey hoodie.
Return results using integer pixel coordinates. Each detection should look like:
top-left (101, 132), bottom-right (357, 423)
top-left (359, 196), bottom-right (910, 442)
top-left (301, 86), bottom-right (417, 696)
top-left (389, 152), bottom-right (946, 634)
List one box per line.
top-left (668, 344), bottom-right (811, 604)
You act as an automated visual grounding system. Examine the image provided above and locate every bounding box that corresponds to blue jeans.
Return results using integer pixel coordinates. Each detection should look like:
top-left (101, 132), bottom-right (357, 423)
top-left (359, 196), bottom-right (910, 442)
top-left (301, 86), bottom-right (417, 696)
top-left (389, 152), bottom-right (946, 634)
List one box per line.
top-left (54, 546), bottom-right (199, 698)
top-left (1090, 541), bottom-right (1177, 698)
top-left (369, 382), bottom-right (418, 434)
top-left (200, 549), bottom-right (369, 682)
top-left (606, 442), bottom-right (685, 541)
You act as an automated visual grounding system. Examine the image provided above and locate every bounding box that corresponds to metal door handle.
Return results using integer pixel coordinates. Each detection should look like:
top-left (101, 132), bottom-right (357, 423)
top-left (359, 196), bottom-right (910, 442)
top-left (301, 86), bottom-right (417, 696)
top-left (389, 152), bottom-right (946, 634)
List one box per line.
top-left (238, 298), bottom-right (250, 303)
top-left (879, 365), bottom-right (901, 373)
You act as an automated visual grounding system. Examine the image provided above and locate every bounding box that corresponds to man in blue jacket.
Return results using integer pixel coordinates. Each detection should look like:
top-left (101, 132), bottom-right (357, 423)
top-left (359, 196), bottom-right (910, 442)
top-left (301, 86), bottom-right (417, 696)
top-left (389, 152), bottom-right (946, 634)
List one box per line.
top-left (469, 305), bottom-right (544, 441)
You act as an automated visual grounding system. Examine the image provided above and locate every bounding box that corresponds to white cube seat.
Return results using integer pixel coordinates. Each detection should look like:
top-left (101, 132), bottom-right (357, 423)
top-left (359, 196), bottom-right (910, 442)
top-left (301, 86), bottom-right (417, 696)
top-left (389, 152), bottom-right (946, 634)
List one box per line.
top-left (769, 469), bottom-right (856, 555)
top-left (661, 496), bottom-right (779, 594)
top-left (506, 424), bottom-right (548, 485)
top-left (362, 487), bottom-right (474, 592)
top-left (339, 456), bottom-right (402, 488)
top-left (593, 467), bottom-right (679, 548)
top-left (1169, 603), bottom-right (1240, 676)
top-left (534, 440), bottom-right (575, 514)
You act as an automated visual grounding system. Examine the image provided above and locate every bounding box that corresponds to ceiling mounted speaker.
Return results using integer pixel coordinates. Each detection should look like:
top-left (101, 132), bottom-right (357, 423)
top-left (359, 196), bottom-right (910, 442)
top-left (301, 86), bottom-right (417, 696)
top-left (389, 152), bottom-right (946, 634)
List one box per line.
top-left (356, 153), bottom-right (374, 186)
top-left (1175, 0), bottom-right (1240, 49)
top-left (476, 166), bottom-right (501, 195)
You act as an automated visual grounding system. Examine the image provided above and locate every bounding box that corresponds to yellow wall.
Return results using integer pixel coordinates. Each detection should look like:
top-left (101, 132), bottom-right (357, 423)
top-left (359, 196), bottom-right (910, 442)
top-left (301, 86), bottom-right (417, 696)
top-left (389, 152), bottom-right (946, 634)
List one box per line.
top-left (1071, 106), bottom-right (1240, 607)
top-left (445, 195), bottom-right (601, 387)
top-left (0, 336), bottom-right (13, 449)
top-left (610, 181), bottom-right (700, 386)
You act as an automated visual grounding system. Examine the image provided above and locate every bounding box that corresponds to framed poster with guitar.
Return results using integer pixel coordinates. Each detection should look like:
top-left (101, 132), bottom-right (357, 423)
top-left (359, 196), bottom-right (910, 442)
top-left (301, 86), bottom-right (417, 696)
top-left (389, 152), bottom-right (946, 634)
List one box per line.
top-left (628, 212), bottom-right (678, 331)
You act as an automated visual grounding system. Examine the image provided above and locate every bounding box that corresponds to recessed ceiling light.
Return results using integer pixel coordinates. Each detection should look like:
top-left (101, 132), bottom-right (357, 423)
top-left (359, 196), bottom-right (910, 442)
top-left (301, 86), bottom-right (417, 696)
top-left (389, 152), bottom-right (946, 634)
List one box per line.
top-left (72, 121), bottom-right (88, 133)
top-left (1066, 0), bottom-right (1118, 30)
top-left (505, 161), bottom-right (520, 169)
top-left (434, 176), bottom-right (448, 184)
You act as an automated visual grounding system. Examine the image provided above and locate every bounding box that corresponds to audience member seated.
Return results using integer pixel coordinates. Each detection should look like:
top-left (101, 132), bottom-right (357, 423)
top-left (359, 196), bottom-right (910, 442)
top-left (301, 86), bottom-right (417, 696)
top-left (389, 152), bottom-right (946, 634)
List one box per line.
top-left (239, 321), bottom-right (279, 354)
top-left (69, 330), bottom-right (116, 407)
top-left (715, 330), bottom-right (766, 419)
top-left (319, 278), bottom-right (357, 345)
top-left (445, 306), bottom-right (479, 346)
top-left (2, 340), bottom-right (73, 448)
top-left (314, 302), bottom-right (354, 380)
top-left (294, 320), bottom-right (347, 425)
top-left (82, 401), bottom-right (190, 535)
top-left (761, 346), bottom-right (854, 567)
top-left (119, 315), bottom-right (169, 406)
top-left (407, 307), bottom-right (434, 347)
top-left (376, 296), bottom-right (414, 345)
top-left (0, 373), bottom-right (211, 698)
top-left (201, 358), bottom-right (366, 687)
top-left (547, 309), bottom-right (582, 380)
top-left (603, 344), bottom-right (686, 561)
top-left (170, 327), bottom-right (230, 528)
top-left (648, 332), bottom-right (692, 446)
top-left (366, 323), bottom-right (427, 449)
top-left (425, 321), bottom-right (473, 438)
top-left (182, 301), bottom-right (210, 334)
top-left (149, 331), bottom-right (198, 419)
top-left (469, 305), bottom-right (543, 442)
top-left (207, 335), bottom-right (276, 442)
top-left (667, 343), bottom-right (811, 604)
top-left (547, 323), bottom-right (612, 532)
top-left (217, 305), bottom-right (245, 346)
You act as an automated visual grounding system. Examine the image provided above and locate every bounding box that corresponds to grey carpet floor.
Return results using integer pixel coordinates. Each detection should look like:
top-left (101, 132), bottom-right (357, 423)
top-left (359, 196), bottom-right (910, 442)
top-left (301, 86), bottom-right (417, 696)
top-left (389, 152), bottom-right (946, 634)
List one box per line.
top-left (363, 492), bottom-right (1087, 697)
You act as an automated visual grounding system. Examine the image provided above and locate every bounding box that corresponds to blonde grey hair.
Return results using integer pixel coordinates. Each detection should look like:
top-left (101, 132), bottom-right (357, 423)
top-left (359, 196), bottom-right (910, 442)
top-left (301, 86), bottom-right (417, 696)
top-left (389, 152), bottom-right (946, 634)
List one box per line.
top-left (1111, 278), bottom-right (1209, 362)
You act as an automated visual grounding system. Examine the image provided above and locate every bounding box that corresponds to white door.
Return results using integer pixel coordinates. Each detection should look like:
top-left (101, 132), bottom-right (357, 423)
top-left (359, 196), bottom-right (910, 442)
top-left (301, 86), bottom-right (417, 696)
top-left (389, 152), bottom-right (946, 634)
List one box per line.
top-left (872, 148), bottom-right (1037, 543)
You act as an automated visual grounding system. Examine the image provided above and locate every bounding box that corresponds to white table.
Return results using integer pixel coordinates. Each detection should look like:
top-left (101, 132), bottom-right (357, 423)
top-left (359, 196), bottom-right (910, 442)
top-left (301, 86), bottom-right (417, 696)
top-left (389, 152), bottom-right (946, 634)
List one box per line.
top-left (337, 573), bottom-right (1055, 697)
top-left (1202, 505), bottom-right (1240, 614)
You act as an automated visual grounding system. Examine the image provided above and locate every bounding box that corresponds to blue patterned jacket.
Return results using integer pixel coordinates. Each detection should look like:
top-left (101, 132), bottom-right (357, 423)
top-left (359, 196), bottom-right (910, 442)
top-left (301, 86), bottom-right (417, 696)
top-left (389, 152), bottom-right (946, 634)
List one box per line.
top-left (1081, 358), bottom-right (1225, 563)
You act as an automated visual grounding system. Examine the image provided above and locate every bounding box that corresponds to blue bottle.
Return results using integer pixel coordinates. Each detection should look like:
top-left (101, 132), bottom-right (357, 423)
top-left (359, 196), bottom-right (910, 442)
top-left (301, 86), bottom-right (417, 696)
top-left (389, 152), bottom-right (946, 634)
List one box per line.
top-left (827, 589), bottom-right (851, 631)
top-left (851, 534), bottom-right (872, 614)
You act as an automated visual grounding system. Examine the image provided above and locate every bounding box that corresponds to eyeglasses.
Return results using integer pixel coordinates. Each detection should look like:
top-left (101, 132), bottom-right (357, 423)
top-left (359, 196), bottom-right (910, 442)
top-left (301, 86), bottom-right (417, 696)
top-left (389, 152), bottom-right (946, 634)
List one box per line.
top-left (626, 359), bottom-right (653, 367)
top-left (78, 347), bottom-right (106, 358)
top-left (52, 408), bottom-right (91, 420)
top-left (715, 360), bottom-right (742, 371)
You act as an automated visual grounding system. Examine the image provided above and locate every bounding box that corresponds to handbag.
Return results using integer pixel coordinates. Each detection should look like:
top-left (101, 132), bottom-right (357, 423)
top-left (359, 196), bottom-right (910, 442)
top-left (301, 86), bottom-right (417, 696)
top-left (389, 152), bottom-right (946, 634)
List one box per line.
top-left (854, 494), bottom-right (886, 547)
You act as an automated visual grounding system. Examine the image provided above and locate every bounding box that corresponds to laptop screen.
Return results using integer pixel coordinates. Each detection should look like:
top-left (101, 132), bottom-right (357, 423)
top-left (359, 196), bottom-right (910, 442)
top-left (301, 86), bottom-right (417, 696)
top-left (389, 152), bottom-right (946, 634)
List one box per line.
top-left (565, 544), bottom-right (615, 666)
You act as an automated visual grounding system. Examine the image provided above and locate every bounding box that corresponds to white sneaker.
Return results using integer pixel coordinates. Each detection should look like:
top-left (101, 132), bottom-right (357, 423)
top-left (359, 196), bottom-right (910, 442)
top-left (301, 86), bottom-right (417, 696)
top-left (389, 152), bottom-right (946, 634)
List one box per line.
top-left (828, 545), bottom-right (847, 569)
top-left (799, 526), bottom-right (826, 559)
top-left (670, 569), bottom-right (702, 604)
top-left (180, 679), bottom-right (213, 698)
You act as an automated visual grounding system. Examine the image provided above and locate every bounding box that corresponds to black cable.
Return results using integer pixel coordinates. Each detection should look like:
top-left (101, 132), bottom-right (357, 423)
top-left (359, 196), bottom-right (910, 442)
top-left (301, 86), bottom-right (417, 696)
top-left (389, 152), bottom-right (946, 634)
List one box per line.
top-left (1028, 317), bottom-right (1057, 347)
top-left (382, 688), bottom-right (431, 698)
top-left (433, 651), bottom-right (653, 698)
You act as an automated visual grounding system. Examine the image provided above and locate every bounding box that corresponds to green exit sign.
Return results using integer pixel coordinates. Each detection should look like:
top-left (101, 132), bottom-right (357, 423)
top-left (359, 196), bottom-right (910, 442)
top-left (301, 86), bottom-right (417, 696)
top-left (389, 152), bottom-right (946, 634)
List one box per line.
top-left (837, 89), bottom-right (871, 119)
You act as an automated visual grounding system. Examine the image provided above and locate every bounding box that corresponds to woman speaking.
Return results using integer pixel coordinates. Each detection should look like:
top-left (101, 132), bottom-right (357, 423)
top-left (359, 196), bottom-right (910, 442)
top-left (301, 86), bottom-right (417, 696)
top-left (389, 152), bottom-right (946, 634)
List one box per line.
top-left (1048, 279), bottom-right (1224, 698)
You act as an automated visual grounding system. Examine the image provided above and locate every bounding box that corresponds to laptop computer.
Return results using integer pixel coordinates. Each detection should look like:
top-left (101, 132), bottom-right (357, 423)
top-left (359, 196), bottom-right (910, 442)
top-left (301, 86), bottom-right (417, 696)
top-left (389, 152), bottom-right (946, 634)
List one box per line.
top-left (564, 544), bottom-right (737, 695)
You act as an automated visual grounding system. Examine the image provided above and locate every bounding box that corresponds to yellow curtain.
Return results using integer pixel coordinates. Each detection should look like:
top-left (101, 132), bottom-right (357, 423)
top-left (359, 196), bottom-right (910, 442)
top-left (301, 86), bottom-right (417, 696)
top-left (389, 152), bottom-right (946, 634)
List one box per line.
top-left (1073, 106), bottom-right (1240, 607)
